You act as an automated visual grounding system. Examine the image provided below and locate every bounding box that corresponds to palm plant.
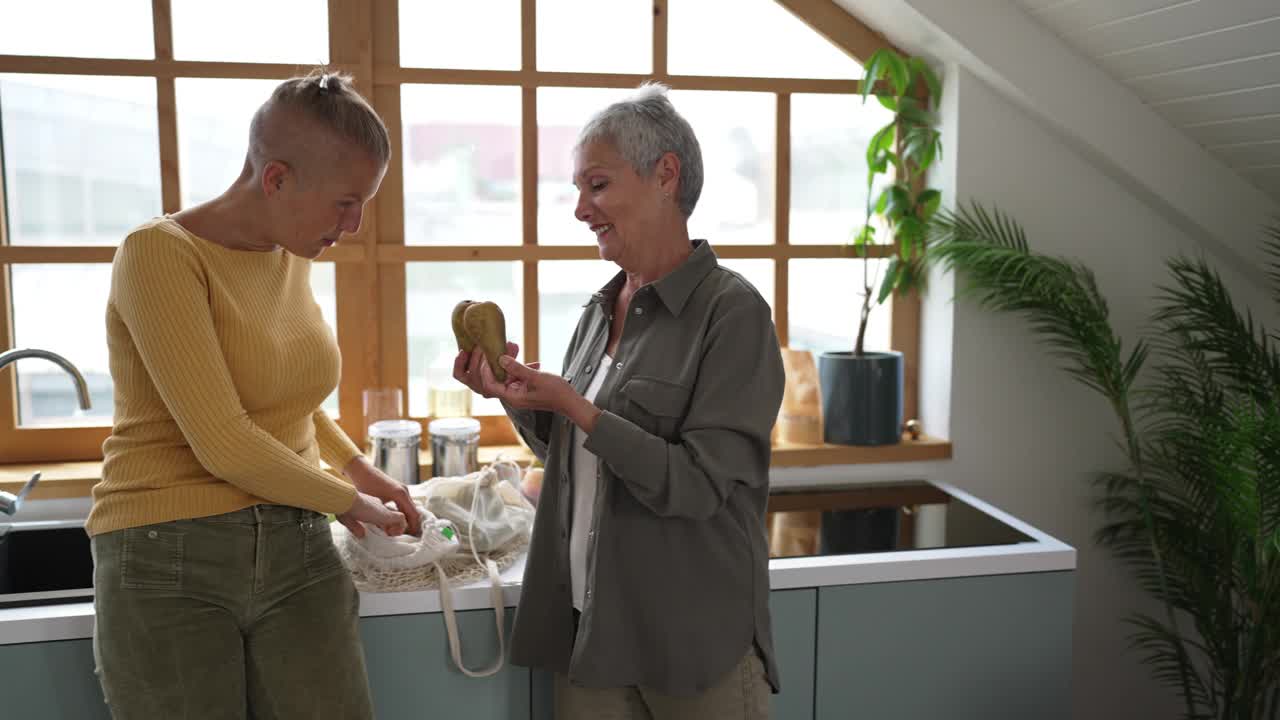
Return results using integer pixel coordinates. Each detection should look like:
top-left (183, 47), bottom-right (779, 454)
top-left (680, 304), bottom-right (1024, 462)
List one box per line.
top-left (929, 203), bottom-right (1280, 719)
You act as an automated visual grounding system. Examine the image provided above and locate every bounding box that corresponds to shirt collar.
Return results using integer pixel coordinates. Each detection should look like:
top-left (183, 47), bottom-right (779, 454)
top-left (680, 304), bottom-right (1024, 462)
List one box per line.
top-left (584, 240), bottom-right (718, 318)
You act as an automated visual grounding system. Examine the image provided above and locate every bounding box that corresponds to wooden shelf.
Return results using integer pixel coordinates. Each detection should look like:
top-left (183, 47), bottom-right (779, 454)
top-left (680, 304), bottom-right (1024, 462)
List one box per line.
top-left (772, 433), bottom-right (952, 467)
top-left (0, 434), bottom-right (950, 500)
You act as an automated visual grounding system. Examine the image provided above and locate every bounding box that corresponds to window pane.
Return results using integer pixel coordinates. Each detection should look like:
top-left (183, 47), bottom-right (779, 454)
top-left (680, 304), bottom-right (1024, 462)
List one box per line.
top-left (537, 87), bottom-right (634, 246)
top-left (538, 260), bottom-right (618, 376)
top-left (1, 74), bottom-right (161, 245)
top-left (0, 1), bottom-right (153, 59)
top-left (311, 262), bottom-right (339, 416)
top-left (176, 78), bottom-right (278, 208)
top-left (669, 0), bottom-right (863, 80)
top-left (11, 265), bottom-right (114, 426)
top-left (670, 90), bottom-right (774, 245)
top-left (789, 259), bottom-right (891, 353)
top-left (171, 0), bottom-right (327, 64)
top-left (402, 85), bottom-right (522, 246)
top-left (400, 1), bottom-right (520, 70)
top-left (406, 262), bottom-right (524, 418)
top-left (790, 94), bottom-right (894, 246)
top-left (537, 0), bottom-right (650, 73)
top-left (717, 258), bottom-right (774, 310)
top-left (10, 263), bottom-right (336, 426)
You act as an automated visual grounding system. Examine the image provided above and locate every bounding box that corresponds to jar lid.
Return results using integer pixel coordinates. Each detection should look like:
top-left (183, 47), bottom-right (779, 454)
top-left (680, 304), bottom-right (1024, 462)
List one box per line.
top-left (368, 419), bottom-right (422, 440)
top-left (428, 417), bottom-right (481, 438)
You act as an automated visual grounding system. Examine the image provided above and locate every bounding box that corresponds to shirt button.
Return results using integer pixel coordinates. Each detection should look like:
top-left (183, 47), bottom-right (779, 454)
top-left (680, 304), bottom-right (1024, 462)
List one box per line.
top-left (634, 307), bottom-right (644, 316)
top-left (588, 531), bottom-right (595, 540)
top-left (584, 365), bottom-right (592, 373)
top-left (586, 589), bottom-right (592, 599)
top-left (615, 362), bottom-right (623, 370)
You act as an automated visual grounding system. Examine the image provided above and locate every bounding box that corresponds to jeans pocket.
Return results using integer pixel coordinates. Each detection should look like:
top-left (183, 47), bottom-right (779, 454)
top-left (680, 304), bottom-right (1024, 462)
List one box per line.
top-left (120, 526), bottom-right (184, 590)
top-left (302, 515), bottom-right (344, 578)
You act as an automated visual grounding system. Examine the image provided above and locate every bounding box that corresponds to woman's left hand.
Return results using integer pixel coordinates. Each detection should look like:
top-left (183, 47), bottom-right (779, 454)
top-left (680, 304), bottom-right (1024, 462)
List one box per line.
top-left (496, 355), bottom-right (575, 413)
top-left (342, 456), bottom-right (423, 536)
top-left (480, 353), bottom-right (570, 413)
top-left (461, 349), bottom-right (602, 431)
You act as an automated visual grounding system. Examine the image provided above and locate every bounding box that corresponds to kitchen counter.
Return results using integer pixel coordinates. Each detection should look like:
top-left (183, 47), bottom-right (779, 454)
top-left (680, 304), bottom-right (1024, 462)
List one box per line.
top-left (0, 481), bottom-right (1073, 646)
top-left (1, 480), bottom-right (1076, 719)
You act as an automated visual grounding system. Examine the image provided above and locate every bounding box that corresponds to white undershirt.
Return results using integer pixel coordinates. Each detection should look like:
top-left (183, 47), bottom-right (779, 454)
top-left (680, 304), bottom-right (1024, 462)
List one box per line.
top-left (570, 354), bottom-right (612, 611)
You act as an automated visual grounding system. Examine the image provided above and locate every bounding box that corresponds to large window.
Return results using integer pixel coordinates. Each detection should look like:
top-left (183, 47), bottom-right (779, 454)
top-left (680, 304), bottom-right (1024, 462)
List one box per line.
top-left (0, 0), bottom-right (914, 463)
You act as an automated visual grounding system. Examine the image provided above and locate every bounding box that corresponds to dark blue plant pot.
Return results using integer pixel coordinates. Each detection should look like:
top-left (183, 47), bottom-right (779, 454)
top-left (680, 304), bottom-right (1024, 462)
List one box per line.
top-left (817, 351), bottom-right (904, 446)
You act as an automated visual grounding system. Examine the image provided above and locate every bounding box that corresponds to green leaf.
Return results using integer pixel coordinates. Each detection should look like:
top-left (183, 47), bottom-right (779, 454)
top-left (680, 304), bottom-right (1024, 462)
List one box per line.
top-left (860, 48), bottom-right (891, 103)
top-left (875, 185), bottom-right (893, 214)
top-left (869, 148), bottom-right (892, 175)
top-left (909, 57), bottom-right (942, 107)
top-left (897, 216), bottom-right (925, 257)
top-left (865, 123), bottom-right (894, 168)
top-left (898, 260), bottom-right (922, 296)
top-left (878, 258), bottom-right (901, 304)
top-left (884, 184), bottom-right (911, 219)
top-left (876, 94), bottom-right (898, 111)
top-left (898, 104), bottom-right (936, 127)
top-left (884, 51), bottom-right (909, 96)
top-left (899, 228), bottom-right (915, 260)
top-left (918, 189), bottom-right (942, 221)
top-left (903, 127), bottom-right (938, 168)
top-left (853, 224), bottom-right (875, 248)
top-left (897, 96), bottom-right (923, 115)
top-left (902, 128), bottom-right (940, 173)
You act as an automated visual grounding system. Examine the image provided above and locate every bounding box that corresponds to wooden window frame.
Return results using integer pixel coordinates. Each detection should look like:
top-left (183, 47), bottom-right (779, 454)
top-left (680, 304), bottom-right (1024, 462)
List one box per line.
top-left (0, 0), bottom-right (920, 464)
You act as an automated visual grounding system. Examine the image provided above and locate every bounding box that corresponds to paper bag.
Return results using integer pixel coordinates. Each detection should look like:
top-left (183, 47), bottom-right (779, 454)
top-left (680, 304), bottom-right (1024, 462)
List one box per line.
top-left (776, 348), bottom-right (823, 445)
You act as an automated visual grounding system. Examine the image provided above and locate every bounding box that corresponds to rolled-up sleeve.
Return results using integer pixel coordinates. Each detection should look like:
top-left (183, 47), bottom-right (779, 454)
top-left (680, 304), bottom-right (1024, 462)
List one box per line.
top-left (584, 298), bottom-right (783, 520)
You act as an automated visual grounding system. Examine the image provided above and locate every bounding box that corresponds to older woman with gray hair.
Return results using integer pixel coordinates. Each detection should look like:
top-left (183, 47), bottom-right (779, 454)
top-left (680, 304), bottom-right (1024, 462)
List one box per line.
top-left (454, 83), bottom-right (784, 719)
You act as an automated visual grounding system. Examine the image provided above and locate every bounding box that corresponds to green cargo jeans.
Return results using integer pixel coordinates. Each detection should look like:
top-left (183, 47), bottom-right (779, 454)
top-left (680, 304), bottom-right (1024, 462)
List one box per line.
top-left (91, 504), bottom-right (374, 719)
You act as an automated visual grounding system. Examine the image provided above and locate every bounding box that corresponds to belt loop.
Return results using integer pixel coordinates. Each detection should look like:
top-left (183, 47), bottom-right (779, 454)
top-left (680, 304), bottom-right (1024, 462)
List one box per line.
top-left (253, 504), bottom-right (263, 524)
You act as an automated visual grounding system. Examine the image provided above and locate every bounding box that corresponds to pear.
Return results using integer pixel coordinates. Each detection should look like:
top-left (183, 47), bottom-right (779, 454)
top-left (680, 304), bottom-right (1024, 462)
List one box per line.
top-left (463, 301), bottom-right (508, 383)
top-left (451, 300), bottom-right (477, 352)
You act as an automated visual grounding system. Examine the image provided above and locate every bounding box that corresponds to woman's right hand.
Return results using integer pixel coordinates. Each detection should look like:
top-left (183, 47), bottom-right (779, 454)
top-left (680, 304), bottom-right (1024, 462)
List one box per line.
top-left (337, 492), bottom-right (407, 538)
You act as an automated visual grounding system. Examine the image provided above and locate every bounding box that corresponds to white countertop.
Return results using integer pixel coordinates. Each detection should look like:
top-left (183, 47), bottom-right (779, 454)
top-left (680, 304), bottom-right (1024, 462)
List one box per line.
top-left (0, 482), bottom-right (1074, 646)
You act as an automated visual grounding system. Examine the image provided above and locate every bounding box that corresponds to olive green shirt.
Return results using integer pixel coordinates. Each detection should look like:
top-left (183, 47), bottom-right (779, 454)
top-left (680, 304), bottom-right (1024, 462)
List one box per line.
top-left (505, 239), bottom-right (785, 696)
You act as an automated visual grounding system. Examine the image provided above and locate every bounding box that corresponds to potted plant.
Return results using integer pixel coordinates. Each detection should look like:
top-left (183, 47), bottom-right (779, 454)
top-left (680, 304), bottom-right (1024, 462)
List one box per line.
top-left (930, 203), bottom-right (1280, 717)
top-left (819, 48), bottom-right (944, 445)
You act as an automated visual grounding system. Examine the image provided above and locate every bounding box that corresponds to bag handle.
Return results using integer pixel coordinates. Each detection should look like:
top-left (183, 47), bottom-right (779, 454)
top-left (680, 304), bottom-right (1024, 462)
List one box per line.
top-left (424, 455), bottom-right (528, 678)
top-left (434, 557), bottom-right (505, 678)
top-left (432, 464), bottom-right (507, 677)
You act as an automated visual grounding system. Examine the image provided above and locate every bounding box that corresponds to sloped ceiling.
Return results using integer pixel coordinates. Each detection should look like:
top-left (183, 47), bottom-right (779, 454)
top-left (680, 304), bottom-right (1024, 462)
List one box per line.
top-left (1012, 0), bottom-right (1280, 202)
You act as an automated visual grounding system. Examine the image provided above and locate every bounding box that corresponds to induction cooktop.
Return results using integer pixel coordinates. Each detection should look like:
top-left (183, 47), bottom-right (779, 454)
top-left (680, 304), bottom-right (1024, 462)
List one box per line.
top-left (766, 481), bottom-right (1034, 559)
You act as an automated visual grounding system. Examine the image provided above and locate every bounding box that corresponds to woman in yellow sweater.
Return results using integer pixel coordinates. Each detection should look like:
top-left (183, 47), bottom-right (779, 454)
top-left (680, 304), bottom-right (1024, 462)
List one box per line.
top-left (88, 71), bottom-right (419, 720)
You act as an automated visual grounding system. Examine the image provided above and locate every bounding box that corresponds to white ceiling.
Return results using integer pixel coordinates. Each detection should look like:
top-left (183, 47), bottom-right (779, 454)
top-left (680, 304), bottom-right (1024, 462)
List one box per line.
top-left (1012, 0), bottom-right (1280, 202)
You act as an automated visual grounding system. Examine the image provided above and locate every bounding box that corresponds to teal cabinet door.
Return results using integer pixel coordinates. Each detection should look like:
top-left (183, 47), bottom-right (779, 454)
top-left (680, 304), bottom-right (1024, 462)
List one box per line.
top-left (0, 638), bottom-right (111, 719)
top-left (815, 571), bottom-right (1074, 720)
top-left (531, 589), bottom-right (817, 720)
top-left (770, 588), bottom-right (817, 719)
top-left (361, 609), bottom-right (529, 720)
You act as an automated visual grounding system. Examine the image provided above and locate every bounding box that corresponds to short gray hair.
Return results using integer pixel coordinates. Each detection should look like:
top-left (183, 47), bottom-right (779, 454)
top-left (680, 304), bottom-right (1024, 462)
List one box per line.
top-left (577, 82), bottom-right (704, 217)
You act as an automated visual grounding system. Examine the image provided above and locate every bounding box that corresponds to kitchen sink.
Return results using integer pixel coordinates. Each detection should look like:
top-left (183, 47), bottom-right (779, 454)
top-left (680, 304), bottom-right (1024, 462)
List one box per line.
top-left (0, 519), bottom-right (93, 608)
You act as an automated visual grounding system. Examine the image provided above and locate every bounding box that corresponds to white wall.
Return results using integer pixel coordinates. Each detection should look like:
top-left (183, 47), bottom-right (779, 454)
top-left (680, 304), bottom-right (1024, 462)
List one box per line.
top-left (941, 64), bottom-right (1276, 719)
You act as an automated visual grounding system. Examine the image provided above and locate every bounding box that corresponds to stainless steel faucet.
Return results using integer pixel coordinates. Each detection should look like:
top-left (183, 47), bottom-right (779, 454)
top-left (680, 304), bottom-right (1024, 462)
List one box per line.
top-left (0, 348), bottom-right (93, 516)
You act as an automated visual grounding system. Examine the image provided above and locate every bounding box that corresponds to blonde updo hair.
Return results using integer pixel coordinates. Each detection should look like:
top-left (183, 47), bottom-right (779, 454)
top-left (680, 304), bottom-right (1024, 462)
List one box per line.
top-left (248, 69), bottom-right (391, 178)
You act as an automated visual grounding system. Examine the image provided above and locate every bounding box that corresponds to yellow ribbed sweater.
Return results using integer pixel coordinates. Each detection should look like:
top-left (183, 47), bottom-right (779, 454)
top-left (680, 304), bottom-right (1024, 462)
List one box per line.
top-left (87, 217), bottom-right (360, 536)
